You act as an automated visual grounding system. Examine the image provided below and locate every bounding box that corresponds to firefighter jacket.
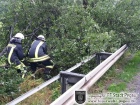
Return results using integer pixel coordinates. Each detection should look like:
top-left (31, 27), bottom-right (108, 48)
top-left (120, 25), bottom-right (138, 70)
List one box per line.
top-left (7, 37), bottom-right (24, 65)
top-left (28, 39), bottom-right (50, 62)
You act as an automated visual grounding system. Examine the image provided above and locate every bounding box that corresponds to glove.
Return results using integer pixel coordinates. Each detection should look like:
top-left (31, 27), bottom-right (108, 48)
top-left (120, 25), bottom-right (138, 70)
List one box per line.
top-left (21, 58), bottom-right (25, 61)
top-left (21, 70), bottom-right (27, 79)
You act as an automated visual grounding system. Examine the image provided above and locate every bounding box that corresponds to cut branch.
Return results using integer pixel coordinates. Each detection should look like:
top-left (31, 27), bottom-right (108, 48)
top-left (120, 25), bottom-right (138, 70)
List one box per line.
top-left (9, 26), bottom-right (14, 39)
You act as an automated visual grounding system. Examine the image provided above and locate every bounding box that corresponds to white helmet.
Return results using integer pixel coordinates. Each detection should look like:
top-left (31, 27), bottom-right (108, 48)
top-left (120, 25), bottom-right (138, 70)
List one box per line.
top-left (37, 35), bottom-right (45, 41)
top-left (14, 33), bottom-right (24, 39)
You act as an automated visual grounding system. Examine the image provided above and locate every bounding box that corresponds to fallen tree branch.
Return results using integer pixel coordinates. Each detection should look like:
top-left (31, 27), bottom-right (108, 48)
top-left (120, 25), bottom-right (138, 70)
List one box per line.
top-left (9, 26), bottom-right (14, 39)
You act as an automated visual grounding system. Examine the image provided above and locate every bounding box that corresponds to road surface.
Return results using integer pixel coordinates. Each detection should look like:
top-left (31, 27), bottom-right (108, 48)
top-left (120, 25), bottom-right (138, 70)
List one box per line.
top-left (126, 72), bottom-right (140, 105)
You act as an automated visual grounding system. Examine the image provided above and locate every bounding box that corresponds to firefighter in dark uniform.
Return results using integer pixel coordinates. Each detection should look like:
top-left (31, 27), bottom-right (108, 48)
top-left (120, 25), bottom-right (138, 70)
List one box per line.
top-left (28, 35), bottom-right (54, 77)
top-left (7, 33), bottom-right (27, 78)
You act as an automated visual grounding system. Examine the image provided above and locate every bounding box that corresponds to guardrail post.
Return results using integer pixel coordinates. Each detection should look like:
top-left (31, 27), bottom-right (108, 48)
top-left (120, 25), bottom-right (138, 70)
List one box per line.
top-left (96, 52), bottom-right (112, 65)
top-left (60, 73), bottom-right (67, 94)
top-left (60, 71), bottom-right (85, 94)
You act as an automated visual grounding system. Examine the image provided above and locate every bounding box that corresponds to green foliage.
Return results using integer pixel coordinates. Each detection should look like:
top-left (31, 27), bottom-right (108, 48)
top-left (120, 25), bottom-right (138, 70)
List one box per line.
top-left (118, 51), bottom-right (140, 82)
top-left (0, 56), bottom-right (23, 104)
top-left (91, 0), bottom-right (140, 50)
top-left (0, 56), bottom-right (7, 65)
top-left (0, 67), bottom-right (23, 104)
top-left (108, 82), bottom-right (126, 92)
top-left (51, 88), bottom-right (60, 101)
top-left (49, 6), bottom-right (106, 72)
top-left (49, 81), bottom-right (61, 101)
top-left (0, 0), bottom-right (140, 103)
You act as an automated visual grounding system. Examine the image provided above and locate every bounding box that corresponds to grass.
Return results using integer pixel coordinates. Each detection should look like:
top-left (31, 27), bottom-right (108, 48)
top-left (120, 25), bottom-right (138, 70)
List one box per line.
top-left (108, 51), bottom-right (140, 92)
top-left (89, 51), bottom-right (140, 93)
top-left (108, 82), bottom-right (126, 92)
top-left (18, 87), bottom-right (52, 105)
top-left (87, 50), bottom-right (140, 104)
top-left (117, 52), bottom-right (140, 82)
top-left (17, 78), bottom-right (61, 105)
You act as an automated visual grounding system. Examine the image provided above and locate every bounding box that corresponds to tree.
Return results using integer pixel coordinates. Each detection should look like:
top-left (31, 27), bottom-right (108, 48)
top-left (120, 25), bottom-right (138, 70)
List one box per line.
top-left (1, 0), bottom-right (140, 104)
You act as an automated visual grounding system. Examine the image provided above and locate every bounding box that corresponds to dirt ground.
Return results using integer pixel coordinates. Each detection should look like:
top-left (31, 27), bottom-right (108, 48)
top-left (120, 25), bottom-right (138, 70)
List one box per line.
top-left (126, 72), bottom-right (140, 105)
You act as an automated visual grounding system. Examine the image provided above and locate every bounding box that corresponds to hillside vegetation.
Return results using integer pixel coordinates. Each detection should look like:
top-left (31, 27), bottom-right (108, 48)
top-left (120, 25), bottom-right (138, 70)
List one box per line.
top-left (0, 0), bottom-right (140, 104)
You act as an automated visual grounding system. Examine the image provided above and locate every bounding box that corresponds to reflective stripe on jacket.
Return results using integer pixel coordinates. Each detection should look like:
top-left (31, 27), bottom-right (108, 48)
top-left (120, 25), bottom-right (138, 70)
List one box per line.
top-left (28, 39), bottom-right (50, 62)
top-left (7, 38), bottom-right (24, 65)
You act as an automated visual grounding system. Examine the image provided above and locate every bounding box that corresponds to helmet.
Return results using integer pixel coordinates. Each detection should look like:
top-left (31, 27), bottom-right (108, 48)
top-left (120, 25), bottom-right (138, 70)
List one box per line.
top-left (14, 33), bottom-right (24, 39)
top-left (37, 35), bottom-right (45, 41)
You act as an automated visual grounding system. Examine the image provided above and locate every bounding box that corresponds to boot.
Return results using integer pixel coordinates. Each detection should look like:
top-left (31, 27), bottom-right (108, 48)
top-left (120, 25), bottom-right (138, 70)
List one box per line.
top-left (44, 68), bottom-right (51, 74)
top-left (42, 74), bottom-right (51, 81)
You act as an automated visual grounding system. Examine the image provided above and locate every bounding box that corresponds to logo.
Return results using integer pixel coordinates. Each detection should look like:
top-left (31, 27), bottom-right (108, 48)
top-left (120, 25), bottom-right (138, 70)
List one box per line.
top-left (75, 90), bottom-right (86, 104)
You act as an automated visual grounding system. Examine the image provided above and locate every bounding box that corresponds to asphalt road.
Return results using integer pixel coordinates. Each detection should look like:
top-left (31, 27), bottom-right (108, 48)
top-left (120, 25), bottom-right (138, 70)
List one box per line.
top-left (126, 72), bottom-right (140, 105)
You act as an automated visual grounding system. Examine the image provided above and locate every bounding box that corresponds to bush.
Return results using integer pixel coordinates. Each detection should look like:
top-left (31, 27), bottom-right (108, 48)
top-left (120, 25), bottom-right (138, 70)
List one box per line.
top-left (0, 67), bottom-right (23, 104)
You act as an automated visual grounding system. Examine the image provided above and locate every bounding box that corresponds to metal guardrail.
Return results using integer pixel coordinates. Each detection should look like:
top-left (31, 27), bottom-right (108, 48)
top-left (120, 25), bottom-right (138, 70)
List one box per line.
top-left (6, 54), bottom-right (96, 105)
top-left (60, 71), bottom-right (85, 94)
top-left (50, 44), bottom-right (128, 105)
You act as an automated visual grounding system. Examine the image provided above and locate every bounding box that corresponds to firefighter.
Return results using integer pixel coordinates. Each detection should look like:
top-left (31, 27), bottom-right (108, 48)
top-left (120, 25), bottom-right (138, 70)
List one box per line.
top-left (7, 33), bottom-right (27, 78)
top-left (28, 35), bottom-right (54, 78)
